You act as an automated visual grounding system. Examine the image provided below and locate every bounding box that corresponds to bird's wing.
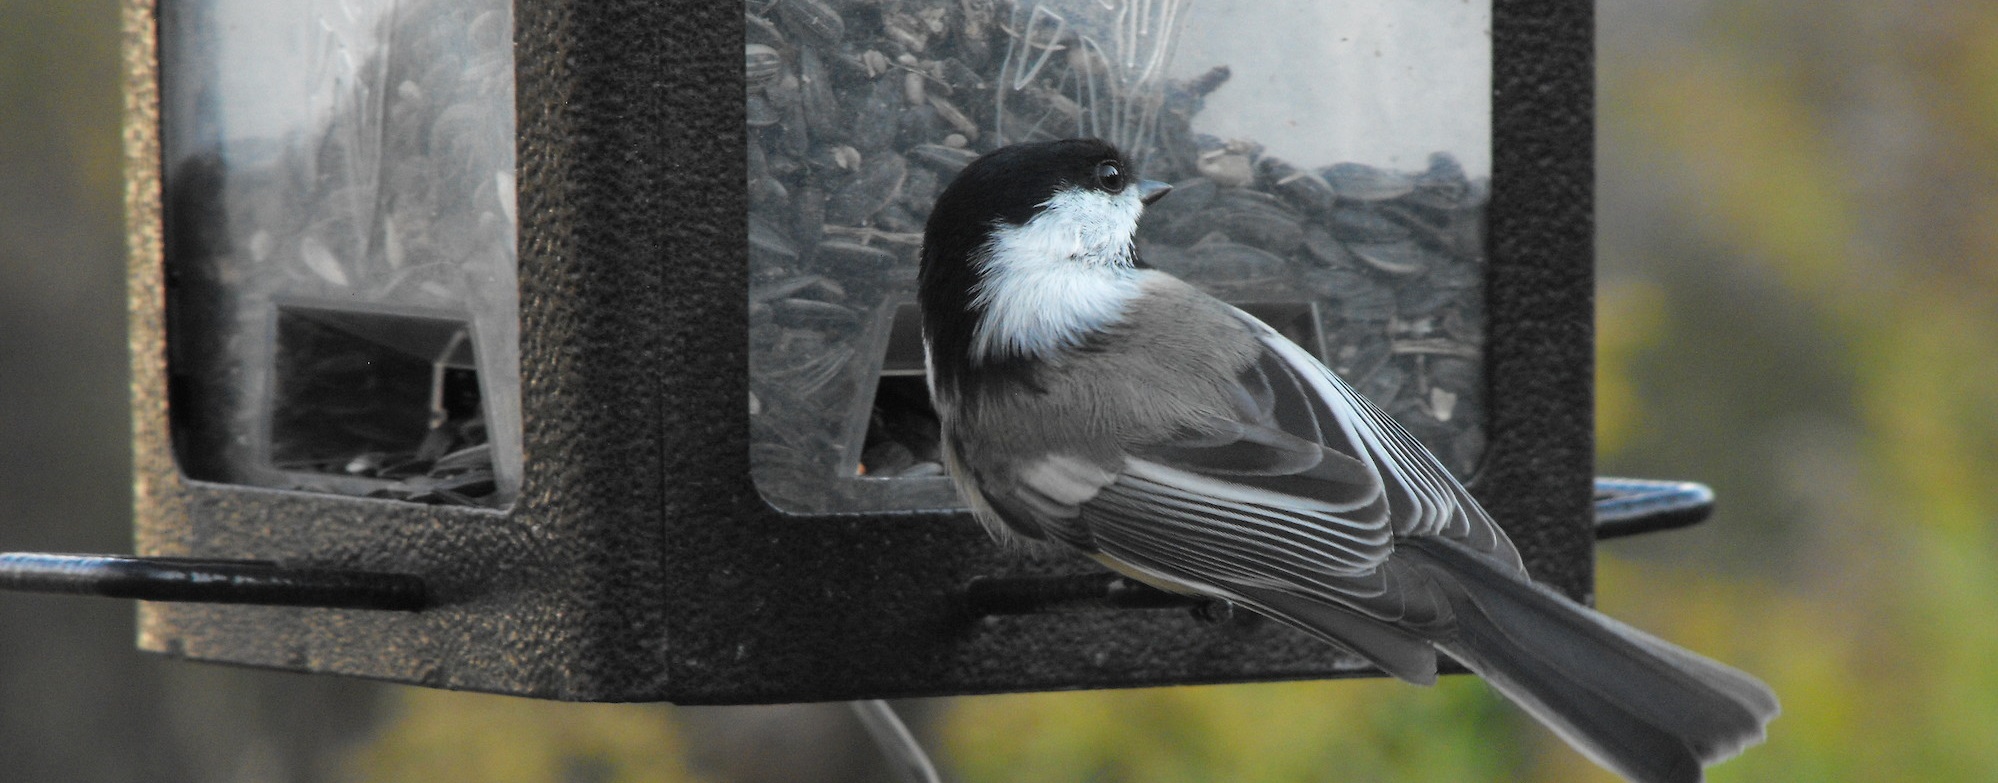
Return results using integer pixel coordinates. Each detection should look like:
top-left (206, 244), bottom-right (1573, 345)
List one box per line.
top-left (1241, 316), bottom-right (1518, 560)
top-left (988, 310), bottom-right (1522, 673)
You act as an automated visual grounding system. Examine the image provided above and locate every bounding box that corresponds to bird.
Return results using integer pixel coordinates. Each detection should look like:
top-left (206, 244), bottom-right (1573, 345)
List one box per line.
top-left (916, 138), bottom-right (1778, 783)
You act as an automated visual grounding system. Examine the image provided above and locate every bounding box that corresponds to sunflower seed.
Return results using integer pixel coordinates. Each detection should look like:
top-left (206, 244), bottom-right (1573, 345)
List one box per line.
top-left (747, 44), bottom-right (783, 87)
top-left (1324, 162), bottom-right (1417, 202)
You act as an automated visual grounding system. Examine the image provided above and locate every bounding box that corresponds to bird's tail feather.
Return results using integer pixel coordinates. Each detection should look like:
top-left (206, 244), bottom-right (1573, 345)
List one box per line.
top-left (1402, 537), bottom-right (1779, 783)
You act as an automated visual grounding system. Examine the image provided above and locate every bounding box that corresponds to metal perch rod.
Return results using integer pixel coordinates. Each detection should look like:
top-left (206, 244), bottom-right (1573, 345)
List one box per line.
top-left (0, 553), bottom-right (427, 611)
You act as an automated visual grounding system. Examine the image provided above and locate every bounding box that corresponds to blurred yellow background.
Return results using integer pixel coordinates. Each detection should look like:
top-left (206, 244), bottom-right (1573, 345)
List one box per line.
top-left (3, 1), bottom-right (1995, 780)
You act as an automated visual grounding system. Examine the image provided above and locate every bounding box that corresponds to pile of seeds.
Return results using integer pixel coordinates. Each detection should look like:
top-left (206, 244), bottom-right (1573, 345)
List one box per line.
top-left (748, 0), bottom-right (1489, 512)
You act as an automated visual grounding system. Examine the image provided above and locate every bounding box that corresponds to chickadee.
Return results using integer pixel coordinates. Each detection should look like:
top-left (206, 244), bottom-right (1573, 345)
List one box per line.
top-left (918, 138), bottom-right (1777, 783)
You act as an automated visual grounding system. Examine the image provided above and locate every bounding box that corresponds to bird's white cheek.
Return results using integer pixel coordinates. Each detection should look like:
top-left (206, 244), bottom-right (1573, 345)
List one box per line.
top-left (963, 188), bottom-right (1147, 362)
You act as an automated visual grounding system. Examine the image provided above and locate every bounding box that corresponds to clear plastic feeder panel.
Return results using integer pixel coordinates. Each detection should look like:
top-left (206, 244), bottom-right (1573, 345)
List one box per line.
top-left (160, 0), bottom-right (520, 507)
top-left (747, 0), bottom-right (1491, 515)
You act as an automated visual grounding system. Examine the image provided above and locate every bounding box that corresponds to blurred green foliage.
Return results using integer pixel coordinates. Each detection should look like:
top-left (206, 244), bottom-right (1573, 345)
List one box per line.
top-left (941, 678), bottom-right (1527, 782)
top-left (343, 691), bottom-right (708, 783)
top-left (1589, 3), bottom-right (1998, 781)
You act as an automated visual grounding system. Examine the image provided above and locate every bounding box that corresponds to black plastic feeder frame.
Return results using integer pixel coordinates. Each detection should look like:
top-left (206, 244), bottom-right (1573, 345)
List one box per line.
top-left (0, 0), bottom-right (1648, 703)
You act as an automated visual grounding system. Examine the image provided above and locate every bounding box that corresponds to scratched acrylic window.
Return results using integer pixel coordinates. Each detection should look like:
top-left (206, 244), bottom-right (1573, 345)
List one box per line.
top-left (160, 0), bottom-right (521, 508)
top-left (747, 0), bottom-right (1490, 514)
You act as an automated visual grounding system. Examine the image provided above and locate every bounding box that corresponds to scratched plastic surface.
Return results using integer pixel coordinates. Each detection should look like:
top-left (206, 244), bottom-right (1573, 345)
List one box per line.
top-left (993, 0), bottom-right (1193, 165)
top-left (746, 0), bottom-right (1491, 515)
top-left (159, 0), bottom-right (519, 507)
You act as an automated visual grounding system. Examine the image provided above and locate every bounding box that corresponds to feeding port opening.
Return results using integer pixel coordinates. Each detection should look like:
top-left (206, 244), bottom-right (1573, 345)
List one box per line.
top-left (268, 305), bottom-right (499, 506)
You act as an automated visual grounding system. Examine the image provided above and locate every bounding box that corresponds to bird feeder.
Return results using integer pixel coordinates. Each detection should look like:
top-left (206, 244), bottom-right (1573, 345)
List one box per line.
top-left (0, 0), bottom-right (1646, 703)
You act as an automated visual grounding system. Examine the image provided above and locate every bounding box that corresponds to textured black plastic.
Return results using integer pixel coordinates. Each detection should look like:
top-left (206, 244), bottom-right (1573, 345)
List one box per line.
top-left (126, 0), bottom-right (1593, 703)
top-left (1480, 0), bottom-right (1599, 605)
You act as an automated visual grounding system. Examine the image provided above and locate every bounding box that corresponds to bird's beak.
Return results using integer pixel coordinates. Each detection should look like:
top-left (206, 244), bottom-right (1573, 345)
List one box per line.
top-left (1135, 179), bottom-right (1173, 205)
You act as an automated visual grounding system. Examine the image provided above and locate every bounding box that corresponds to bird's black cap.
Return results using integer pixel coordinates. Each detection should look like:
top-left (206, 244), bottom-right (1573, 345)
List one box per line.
top-left (923, 138), bottom-right (1133, 243)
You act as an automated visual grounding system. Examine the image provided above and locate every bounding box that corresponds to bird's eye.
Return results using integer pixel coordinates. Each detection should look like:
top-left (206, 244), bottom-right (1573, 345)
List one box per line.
top-left (1094, 160), bottom-right (1127, 193)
